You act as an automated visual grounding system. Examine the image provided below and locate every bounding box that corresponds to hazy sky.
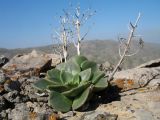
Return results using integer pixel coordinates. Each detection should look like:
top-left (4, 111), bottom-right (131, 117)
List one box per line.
top-left (0, 0), bottom-right (160, 48)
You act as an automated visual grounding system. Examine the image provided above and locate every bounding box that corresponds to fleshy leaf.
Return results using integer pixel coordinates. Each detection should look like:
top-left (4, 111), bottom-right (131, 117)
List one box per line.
top-left (49, 91), bottom-right (72, 112)
top-left (73, 55), bottom-right (88, 66)
top-left (65, 74), bottom-right (80, 89)
top-left (72, 87), bottom-right (90, 110)
top-left (33, 79), bottom-right (54, 91)
top-left (64, 60), bottom-right (81, 75)
top-left (79, 68), bottom-right (92, 81)
top-left (47, 84), bottom-right (69, 92)
top-left (92, 71), bottom-right (105, 84)
top-left (56, 63), bottom-right (65, 70)
top-left (62, 82), bottom-right (90, 97)
top-left (72, 74), bottom-right (80, 85)
top-left (60, 70), bottom-right (73, 84)
top-left (46, 69), bottom-right (62, 84)
top-left (93, 78), bottom-right (108, 91)
top-left (81, 60), bottom-right (97, 72)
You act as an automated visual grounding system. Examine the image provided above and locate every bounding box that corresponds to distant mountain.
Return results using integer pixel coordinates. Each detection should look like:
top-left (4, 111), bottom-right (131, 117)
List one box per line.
top-left (0, 40), bottom-right (160, 69)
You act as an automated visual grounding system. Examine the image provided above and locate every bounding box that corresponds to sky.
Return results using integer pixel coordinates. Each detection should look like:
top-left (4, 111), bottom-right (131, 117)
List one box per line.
top-left (0, 0), bottom-right (160, 49)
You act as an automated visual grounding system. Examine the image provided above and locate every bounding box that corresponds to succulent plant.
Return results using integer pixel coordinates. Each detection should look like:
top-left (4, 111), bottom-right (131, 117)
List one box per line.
top-left (33, 55), bottom-right (108, 112)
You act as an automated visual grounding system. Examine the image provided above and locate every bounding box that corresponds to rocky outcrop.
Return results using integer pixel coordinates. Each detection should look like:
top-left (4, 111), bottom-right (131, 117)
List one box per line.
top-left (112, 67), bottom-right (160, 90)
top-left (97, 87), bottom-right (160, 120)
top-left (0, 75), bottom-right (57, 119)
top-left (2, 50), bottom-right (60, 78)
top-left (112, 60), bottom-right (160, 91)
top-left (1, 56), bottom-right (160, 120)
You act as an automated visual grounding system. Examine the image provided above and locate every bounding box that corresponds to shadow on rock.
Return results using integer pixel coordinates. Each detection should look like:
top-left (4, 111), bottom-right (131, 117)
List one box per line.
top-left (78, 85), bottom-right (122, 112)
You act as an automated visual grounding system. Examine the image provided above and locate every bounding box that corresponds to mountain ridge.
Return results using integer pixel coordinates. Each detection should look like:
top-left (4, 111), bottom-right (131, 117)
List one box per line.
top-left (1, 40), bottom-right (160, 69)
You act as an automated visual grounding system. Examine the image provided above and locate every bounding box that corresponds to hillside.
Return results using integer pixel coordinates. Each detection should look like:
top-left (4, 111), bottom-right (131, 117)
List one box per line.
top-left (1, 40), bottom-right (160, 69)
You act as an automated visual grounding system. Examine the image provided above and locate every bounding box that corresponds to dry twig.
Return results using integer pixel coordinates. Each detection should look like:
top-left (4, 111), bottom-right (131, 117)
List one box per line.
top-left (108, 13), bottom-right (143, 81)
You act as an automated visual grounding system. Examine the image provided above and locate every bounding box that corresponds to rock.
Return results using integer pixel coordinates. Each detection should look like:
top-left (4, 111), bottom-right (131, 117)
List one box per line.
top-left (6, 102), bottom-right (56, 120)
top-left (137, 58), bottom-right (160, 68)
top-left (7, 103), bottom-right (30, 120)
top-left (0, 110), bottom-right (7, 119)
top-left (45, 53), bottom-right (61, 67)
top-left (0, 96), bottom-right (7, 112)
top-left (2, 50), bottom-right (53, 77)
top-left (0, 84), bottom-right (4, 93)
top-left (0, 55), bottom-right (9, 68)
top-left (26, 77), bottom-right (39, 82)
top-left (79, 110), bottom-right (118, 120)
top-left (26, 102), bottom-right (55, 115)
top-left (20, 77), bottom-right (48, 102)
top-left (3, 90), bottom-right (19, 103)
top-left (60, 111), bottom-right (76, 119)
top-left (0, 70), bottom-right (6, 84)
top-left (112, 59), bottom-right (160, 90)
top-left (20, 78), bottom-right (36, 96)
top-left (0, 71), bottom-right (5, 92)
top-left (20, 80), bottom-right (36, 97)
top-left (99, 61), bottom-right (114, 74)
top-left (148, 102), bottom-right (160, 116)
top-left (4, 80), bottom-right (21, 92)
top-left (148, 101), bottom-right (160, 110)
top-left (148, 79), bottom-right (160, 88)
top-left (112, 67), bottom-right (160, 90)
top-left (18, 77), bottom-right (27, 84)
top-left (96, 86), bottom-right (160, 120)
top-left (134, 109), bottom-right (154, 120)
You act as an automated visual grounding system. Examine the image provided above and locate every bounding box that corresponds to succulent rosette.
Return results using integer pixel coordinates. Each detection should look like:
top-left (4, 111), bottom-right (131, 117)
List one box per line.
top-left (33, 55), bottom-right (108, 112)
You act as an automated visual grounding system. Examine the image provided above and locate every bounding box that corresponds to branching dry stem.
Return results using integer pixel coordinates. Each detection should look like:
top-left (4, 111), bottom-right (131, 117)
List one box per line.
top-left (108, 13), bottom-right (141, 81)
